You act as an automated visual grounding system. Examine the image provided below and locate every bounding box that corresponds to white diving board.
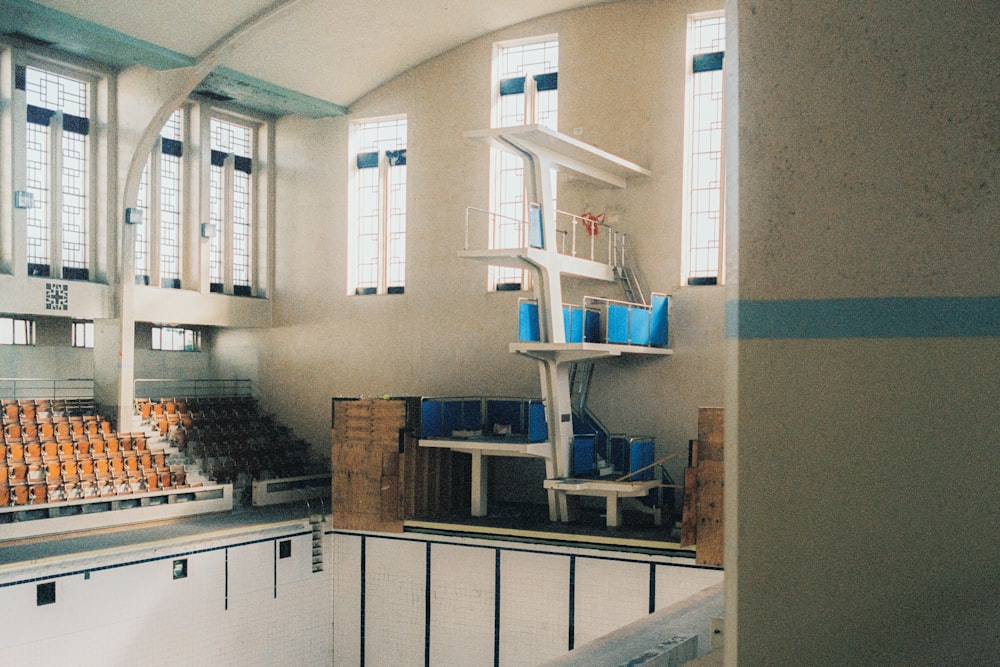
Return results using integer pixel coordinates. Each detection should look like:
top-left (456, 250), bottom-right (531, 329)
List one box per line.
top-left (464, 125), bottom-right (651, 188)
top-left (543, 478), bottom-right (662, 528)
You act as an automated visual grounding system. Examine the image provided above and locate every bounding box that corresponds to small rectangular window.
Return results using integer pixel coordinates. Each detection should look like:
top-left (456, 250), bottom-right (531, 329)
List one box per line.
top-left (151, 325), bottom-right (201, 351)
top-left (71, 320), bottom-right (94, 348)
top-left (0, 317), bottom-right (36, 345)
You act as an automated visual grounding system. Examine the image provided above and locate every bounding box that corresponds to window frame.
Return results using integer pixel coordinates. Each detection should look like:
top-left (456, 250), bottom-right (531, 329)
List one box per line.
top-left (681, 11), bottom-right (726, 286)
top-left (207, 111), bottom-right (260, 297)
top-left (347, 115), bottom-right (408, 296)
top-left (136, 107), bottom-right (187, 289)
top-left (150, 325), bottom-right (202, 352)
top-left (0, 316), bottom-right (36, 346)
top-left (71, 319), bottom-right (94, 348)
top-left (16, 56), bottom-right (101, 282)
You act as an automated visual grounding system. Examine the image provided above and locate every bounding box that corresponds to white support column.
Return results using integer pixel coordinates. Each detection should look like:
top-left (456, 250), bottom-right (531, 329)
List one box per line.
top-left (606, 493), bottom-right (621, 529)
top-left (536, 357), bottom-right (575, 521)
top-left (529, 152), bottom-right (565, 344)
top-left (470, 450), bottom-right (488, 517)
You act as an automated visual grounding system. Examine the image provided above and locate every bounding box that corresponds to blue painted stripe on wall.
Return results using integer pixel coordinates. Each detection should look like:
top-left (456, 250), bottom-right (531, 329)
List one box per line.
top-left (727, 296), bottom-right (1000, 340)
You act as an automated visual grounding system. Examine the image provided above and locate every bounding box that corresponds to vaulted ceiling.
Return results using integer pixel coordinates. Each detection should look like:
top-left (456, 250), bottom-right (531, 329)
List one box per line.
top-left (5, 0), bottom-right (617, 116)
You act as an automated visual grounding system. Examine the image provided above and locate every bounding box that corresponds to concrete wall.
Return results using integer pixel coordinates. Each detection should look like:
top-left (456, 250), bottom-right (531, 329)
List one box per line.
top-left (259, 0), bottom-right (727, 479)
top-left (727, 1), bottom-right (1000, 663)
top-left (0, 316), bottom-right (94, 380)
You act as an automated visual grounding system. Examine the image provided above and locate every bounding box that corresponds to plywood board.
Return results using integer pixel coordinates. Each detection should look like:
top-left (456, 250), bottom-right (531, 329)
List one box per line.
top-left (695, 461), bottom-right (724, 566)
top-left (382, 451), bottom-right (400, 477)
top-left (380, 475), bottom-right (400, 520)
top-left (697, 407), bottom-right (724, 462)
top-left (680, 466), bottom-right (699, 547)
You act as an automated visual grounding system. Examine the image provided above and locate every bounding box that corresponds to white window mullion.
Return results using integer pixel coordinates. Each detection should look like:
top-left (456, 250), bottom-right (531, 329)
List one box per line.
top-left (377, 152), bottom-right (388, 293)
top-left (50, 112), bottom-right (64, 276)
top-left (223, 156), bottom-right (235, 293)
top-left (149, 138), bottom-right (163, 287)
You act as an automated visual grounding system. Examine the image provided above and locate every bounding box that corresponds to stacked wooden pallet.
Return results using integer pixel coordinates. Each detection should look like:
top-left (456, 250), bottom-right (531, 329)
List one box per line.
top-left (680, 407), bottom-right (724, 567)
top-left (331, 397), bottom-right (451, 532)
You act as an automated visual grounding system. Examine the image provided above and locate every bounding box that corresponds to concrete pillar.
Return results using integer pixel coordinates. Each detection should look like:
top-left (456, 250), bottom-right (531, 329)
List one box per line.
top-left (727, 1), bottom-right (1000, 664)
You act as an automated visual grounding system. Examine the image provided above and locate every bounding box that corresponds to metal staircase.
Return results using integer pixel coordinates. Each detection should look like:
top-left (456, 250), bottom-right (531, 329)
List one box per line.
top-left (569, 362), bottom-right (595, 413)
top-left (569, 361), bottom-right (612, 470)
top-left (615, 233), bottom-right (648, 305)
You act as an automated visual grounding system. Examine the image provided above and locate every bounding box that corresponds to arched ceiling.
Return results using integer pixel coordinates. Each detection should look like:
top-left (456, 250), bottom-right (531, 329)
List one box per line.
top-left (13, 0), bottom-right (618, 113)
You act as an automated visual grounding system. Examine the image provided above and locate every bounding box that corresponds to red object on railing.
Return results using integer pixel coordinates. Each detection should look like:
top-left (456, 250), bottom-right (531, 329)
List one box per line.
top-left (580, 211), bottom-right (605, 237)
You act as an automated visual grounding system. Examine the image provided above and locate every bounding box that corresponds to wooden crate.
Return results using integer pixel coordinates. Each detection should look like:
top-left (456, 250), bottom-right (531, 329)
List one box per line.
top-left (331, 397), bottom-right (450, 532)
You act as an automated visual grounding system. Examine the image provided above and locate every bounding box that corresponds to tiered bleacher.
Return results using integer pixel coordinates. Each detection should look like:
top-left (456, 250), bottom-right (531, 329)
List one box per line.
top-left (136, 396), bottom-right (328, 502)
top-left (2, 397), bottom-right (191, 509)
top-left (3, 384), bottom-right (327, 539)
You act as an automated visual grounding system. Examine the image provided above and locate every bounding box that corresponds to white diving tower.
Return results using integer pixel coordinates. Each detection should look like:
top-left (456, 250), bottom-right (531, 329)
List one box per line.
top-left (423, 125), bottom-right (671, 523)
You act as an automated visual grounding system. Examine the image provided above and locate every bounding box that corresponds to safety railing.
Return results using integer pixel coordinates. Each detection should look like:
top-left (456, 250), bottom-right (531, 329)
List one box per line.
top-left (420, 396), bottom-right (547, 442)
top-left (464, 206), bottom-right (620, 268)
top-left (0, 378), bottom-right (94, 400)
top-left (133, 378), bottom-right (254, 401)
top-left (517, 293), bottom-right (670, 347)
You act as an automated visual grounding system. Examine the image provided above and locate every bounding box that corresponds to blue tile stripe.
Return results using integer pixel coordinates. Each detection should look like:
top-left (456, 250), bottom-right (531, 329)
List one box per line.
top-left (727, 296), bottom-right (1000, 340)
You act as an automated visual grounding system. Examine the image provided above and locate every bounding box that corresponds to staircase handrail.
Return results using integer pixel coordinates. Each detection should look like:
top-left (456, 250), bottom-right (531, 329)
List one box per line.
top-left (615, 233), bottom-right (648, 305)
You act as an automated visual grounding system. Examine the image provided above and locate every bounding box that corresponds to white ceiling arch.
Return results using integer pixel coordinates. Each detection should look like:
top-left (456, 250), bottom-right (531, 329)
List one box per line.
top-left (25, 0), bottom-right (618, 109)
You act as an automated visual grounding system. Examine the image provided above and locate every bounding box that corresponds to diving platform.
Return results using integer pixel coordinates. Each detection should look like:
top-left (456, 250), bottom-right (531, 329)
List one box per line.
top-left (456, 246), bottom-right (615, 282)
top-left (463, 124), bottom-right (651, 188)
top-left (543, 478), bottom-right (662, 528)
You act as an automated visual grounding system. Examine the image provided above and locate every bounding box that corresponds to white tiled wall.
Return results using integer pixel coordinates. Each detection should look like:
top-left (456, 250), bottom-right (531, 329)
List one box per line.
top-left (655, 563), bottom-right (726, 611)
top-left (1, 527), bottom-right (719, 667)
top-left (428, 542), bottom-right (497, 667)
top-left (332, 531), bottom-right (362, 666)
top-left (498, 549), bottom-right (571, 665)
top-left (364, 537), bottom-right (427, 666)
top-left (331, 531), bottom-right (723, 667)
top-left (0, 523), bottom-right (331, 667)
top-left (573, 557), bottom-right (650, 647)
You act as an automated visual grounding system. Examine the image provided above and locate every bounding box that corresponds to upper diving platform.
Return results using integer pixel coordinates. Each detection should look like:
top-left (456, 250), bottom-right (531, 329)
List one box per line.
top-left (457, 244), bottom-right (614, 282)
top-left (463, 124), bottom-right (651, 188)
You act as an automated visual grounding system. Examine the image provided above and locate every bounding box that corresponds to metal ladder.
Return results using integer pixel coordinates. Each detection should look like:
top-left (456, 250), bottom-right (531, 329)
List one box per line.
top-left (615, 233), bottom-right (648, 305)
top-left (569, 362), bottom-right (595, 413)
top-left (310, 515), bottom-right (324, 572)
